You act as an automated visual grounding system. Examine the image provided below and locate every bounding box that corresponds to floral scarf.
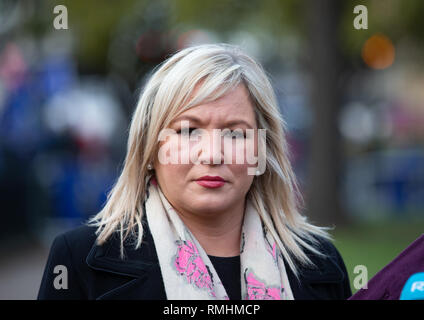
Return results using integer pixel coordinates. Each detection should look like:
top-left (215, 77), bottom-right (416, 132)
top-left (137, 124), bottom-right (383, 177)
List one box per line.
top-left (145, 179), bottom-right (294, 300)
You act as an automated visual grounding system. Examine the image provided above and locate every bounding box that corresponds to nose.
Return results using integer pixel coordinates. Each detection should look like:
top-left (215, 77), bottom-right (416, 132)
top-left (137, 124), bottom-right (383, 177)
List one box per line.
top-left (194, 129), bottom-right (223, 165)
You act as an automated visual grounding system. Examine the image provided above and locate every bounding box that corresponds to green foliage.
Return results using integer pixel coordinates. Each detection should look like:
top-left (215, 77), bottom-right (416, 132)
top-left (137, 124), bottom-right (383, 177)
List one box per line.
top-left (40, 0), bottom-right (424, 74)
top-left (47, 0), bottom-right (141, 72)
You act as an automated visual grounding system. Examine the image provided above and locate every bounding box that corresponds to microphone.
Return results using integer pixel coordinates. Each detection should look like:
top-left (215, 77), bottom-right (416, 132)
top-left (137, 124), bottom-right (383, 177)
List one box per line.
top-left (400, 272), bottom-right (424, 300)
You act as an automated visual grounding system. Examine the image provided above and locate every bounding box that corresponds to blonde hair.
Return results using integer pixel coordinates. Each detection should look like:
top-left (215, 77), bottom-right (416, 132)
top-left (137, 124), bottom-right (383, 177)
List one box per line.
top-left (88, 43), bottom-right (331, 276)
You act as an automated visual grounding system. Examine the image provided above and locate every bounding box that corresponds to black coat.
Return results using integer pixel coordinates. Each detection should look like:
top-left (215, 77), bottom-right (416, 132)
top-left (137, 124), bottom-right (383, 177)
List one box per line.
top-left (38, 217), bottom-right (352, 300)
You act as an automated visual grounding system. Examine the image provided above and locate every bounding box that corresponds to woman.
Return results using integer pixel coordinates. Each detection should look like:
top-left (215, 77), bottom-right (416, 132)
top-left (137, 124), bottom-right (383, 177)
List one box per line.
top-left (38, 43), bottom-right (352, 300)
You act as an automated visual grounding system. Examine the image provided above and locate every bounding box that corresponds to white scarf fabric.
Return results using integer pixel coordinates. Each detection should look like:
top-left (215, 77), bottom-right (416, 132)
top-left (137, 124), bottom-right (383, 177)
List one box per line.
top-left (145, 180), bottom-right (294, 300)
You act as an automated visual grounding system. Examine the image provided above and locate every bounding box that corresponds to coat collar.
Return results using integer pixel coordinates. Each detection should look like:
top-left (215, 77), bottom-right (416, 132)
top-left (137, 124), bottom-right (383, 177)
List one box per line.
top-left (86, 220), bottom-right (160, 279)
top-left (294, 252), bottom-right (345, 284)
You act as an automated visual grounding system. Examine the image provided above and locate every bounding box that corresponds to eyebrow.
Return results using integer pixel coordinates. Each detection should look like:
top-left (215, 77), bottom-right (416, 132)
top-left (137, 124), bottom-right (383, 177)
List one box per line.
top-left (171, 115), bottom-right (255, 129)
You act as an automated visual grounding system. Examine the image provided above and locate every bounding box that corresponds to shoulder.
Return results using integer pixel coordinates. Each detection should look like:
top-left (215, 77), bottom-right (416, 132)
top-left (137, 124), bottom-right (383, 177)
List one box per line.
top-left (50, 224), bottom-right (99, 262)
top-left (61, 224), bottom-right (99, 250)
top-left (288, 234), bottom-right (353, 300)
top-left (301, 234), bottom-right (348, 277)
top-left (311, 235), bottom-right (345, 263)
top-left (37, 224), bottom-right (99, 299)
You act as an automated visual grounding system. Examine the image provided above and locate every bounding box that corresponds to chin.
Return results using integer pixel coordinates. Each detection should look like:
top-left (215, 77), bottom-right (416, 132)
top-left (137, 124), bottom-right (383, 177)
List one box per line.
top-left (189, 197), bottom-right (233, 214)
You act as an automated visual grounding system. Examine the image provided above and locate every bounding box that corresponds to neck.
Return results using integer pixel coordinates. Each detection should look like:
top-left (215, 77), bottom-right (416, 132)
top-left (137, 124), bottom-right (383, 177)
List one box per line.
top-left (176, 201), bottom-right (245, 257)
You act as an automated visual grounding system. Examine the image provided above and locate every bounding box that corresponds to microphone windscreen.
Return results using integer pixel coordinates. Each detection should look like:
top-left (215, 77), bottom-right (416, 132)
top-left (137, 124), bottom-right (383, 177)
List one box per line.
top-left (400, 272), bottom-right (424, 300)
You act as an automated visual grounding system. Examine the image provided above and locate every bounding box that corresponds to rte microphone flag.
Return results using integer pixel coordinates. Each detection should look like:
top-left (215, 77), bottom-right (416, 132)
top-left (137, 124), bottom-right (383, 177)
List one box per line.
top-left (349, 234), bottom-right (424, 300)
top-left (400, 272), bottom-right (424, 300)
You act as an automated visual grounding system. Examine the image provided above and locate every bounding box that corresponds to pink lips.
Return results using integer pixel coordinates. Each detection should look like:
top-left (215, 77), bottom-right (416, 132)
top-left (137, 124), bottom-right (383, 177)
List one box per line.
top-left (195, 176), bottom-right (226, 189)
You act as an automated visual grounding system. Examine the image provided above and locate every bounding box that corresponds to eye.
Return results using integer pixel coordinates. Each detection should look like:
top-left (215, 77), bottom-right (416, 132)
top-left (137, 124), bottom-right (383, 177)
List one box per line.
top-left (221, 129), bottom-right (246, 139)
top-left (176, 127), bottom-right (197, 135)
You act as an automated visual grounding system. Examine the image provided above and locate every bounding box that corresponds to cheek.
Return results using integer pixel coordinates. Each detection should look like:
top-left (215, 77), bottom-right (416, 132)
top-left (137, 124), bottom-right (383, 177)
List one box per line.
top-left (156, 138), bottom-right (191, 185)
top-left (226, 137), bottom-right (258, 167)
top-left (158, 135), bottom-right (182, 164)
top-left (228, 164), bottom-right (255, 190)
top-left (158, 135), bottom-right (199, 164)
top-left (155, 164), bottom-right (191, 195)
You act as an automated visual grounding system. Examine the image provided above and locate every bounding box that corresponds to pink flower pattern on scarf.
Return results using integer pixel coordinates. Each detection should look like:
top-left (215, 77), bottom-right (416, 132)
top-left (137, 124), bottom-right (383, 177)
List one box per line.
top-left (174, 239), bottom-right (216, 297)
top-left (266, 242), bottom-right (278, 262)
top-left (245, 270), bottom-right (282, 300)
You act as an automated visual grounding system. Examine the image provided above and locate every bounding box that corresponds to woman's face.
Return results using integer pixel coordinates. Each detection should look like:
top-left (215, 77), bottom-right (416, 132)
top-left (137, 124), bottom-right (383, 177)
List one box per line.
top-left (153, 84), bottom-right (258, 218)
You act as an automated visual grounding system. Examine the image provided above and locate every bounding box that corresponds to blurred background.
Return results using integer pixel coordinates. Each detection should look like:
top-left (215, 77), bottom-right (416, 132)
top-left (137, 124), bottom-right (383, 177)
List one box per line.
top-left (0, 0), bottom-right (423, 299)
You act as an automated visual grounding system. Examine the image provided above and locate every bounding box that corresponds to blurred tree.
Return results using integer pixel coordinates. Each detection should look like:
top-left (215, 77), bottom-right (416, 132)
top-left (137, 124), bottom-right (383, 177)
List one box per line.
top-left (302, 0), bottom-right (424, 226)
top-left (303, 0), bottom-right (347, 226)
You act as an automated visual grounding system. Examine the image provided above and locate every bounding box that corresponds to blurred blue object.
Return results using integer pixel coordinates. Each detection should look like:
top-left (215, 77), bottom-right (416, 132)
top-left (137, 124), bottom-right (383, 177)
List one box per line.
top-left (0, 79), bottom-right (45, 158)
top-left (40, 55), bottom-right (76, 97)
top-left (400, 272), bottom-right (424, 300)
top-left (344, 148), bottom-right (424, 219)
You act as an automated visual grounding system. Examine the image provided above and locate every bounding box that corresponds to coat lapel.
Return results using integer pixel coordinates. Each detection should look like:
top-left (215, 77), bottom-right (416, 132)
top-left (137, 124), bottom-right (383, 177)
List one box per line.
top-left (85, 221), bottom-right (167, 300)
